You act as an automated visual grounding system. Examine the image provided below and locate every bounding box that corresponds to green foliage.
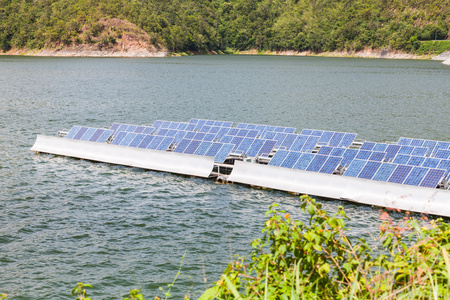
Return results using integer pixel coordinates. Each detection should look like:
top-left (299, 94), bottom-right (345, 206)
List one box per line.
top-left (200, 196), bottom-right (450, 299)
top-left (122, 289), bottom-right (145, 300)
top-left (0, 0), bottom-right (448, 54)
top-left (1, 293), bottom-right (7, 300)
top-left (72, 282), bottom-right (93, 300)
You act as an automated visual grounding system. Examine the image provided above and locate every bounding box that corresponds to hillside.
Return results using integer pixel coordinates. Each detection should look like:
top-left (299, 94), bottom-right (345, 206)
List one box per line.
top-left (0, 0), bottom-right (449, 56)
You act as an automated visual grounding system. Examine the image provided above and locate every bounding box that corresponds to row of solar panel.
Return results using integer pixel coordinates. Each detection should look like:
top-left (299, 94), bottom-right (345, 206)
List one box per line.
top-left (65, 126), bottom-right (113, 143)
top-left (363, 141), bottom-right (450, 158)
top-left (235, 122), bottom-right (296, 135)
top-left (398, 137), bottom-right (450, 153)
top-left (268, 150), bottom-right (343, 174)
top-left (343, 159), bottom-right (446, 188)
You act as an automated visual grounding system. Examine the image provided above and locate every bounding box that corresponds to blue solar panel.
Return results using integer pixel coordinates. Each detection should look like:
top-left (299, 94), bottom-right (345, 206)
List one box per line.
top-left (215, 128), bottom-right (230, 141)
top-left (227, 128), bottom-right (239, 136)
top-left (174, 138), bottom-right (191, 153)
top-left (173, 131), bottom-right (187, 144)
top-left (110, 123), bottom-right (120, 133)
top-left (273, 133), bottom-right (287, 146)
top-left (129, 133), bottom-right (146, 147)
top-left (165, 129), bottom-right (176, 137)
top-left (360, 142), bottom-right (376, 151)
top-left (258, 140), bottom-right (277, 156)
top-left (268, 150), bottom-right (289, 167)
top-left (236, 123), bottom-right (248, 129)
top-left (194, 141), bottom-right (212, 155)
top-left (237, 138), bottom-right (255, 153)
top-left (319, 156), bottom-right (342, 174)
top-left (142, 126), bottom-right (155, 134)
top-left (388, 165), bottom-right (413, 184)
top-left (341, 149), bottom-right (358, 166)
top-left (436, 141), bottom-right (450, 151)
top-left (318, 131), bottom-right (334, 144)
top-left (222, 121), bottom-right (233, 127)
top-left (372, 163), bottom-right (397, 182)
top-left (205, 143), bottom-right (223, 157)
top-left (356, 150), bottom-right (372, 160)
top-left (246, 139), bottom-right (265, 157)
top-left (203, 133), bottom-right (216, 142)
top-left (156, 137), bottom-right (174, 151)
top-left (398, 137), bottom-right (412, 145)
top-left (293, 153), bottom-right (315, 170)
top-left (189, 118), bottom-right (198, 124)
top-left (120, 133), bottom-right (137, 146)
top-left (311, 130), bottom-right (323, 136)
top-left (66, 126), bottom-right (81, 139)
top-left (237, 129), bottom-right (249, 137)
top-left (392, 154), bottom-right (411, 165)
top-left (111, 131), bottom-right (127, 145)
top-left (193, 132), bottom-right (206, 140)
top-left (385, 144), bottom-right (401, 161)
top-left (407, 156), bottom-right (426, 166)
top-left (256, 125), bottom-right (267, 136)
top-left (280, 151), bottom-right (302, 168)
top-left (184, 140), bottom-right (202, 154)
top-left (411, 147), bottom-right (427, 156)
top-left (403, 167), bottom-right (429, 186)
top-left (398, 146), bottom-right (414, 155)
top-left (423, 140), bottom-right (437, 154)
top-left (420, 169), bottom-right (445, 188)
top-left (137, 135), bottom-right (155, 148)
top-left (215, 143), bottom-right (234, 163)
top-left (264, 131), bottom-right (276, 139)
top-left (126, 125), bottom-right (137, 132)
top-left (220, 135), bottom-right (233, 143)
top-left (422, 157), bottom-right (440, 168)
top-left (358, 161), bottom-right (382, 180)
top-left (274, 127), bottom-right (286, 133)
top-left (116, 124), bottom-right (129, 133)
top-left (177, 123), bottom-right (188, 131)
top-left (247, 124), bottom-right (256, 130)
top-left (147, 135), bottom-right (164, 150)
top-left (213, 121), bottom-right (224, 127)
top-left (330, 147), bottom-right (346, 157)
top-left (301, 129), bottom-right (313, 135)
top-left (290, 135), bottom-right (308, 152)
top-left (185, 124), bottom-right (196, 131)
top-left (209, 126), bottom-right (220, 134)
top-left (343, 159), bottom-right (367, 177)
top-left (200, 125), bottom-right (211, 133)
top-left (184, 131), bottom-right (196, 139)
top-left (306, 154), bottom-right (328, 172)
top-left (318, 146), bottom-right (333, 155)
top-left (88, 129), bottom-right (105, 142)
top-left (230, 136), bottom-right (244, 150)
top-left (152, 120), bottom-right (164, 129)
top-left (280, 134), bottom-right (297, 150)
top-left (302, 136), bottom-right (320, 152)
top-left (73, 127), bottom-right (88, 139)
top-left (373, 143), bottom-right (388, 152)
top-left (97, 129), bottom-right (113, 143)
top-left (247, 130), bottom-right (259, 138)
top-left (329, 132), bottom-right (345, 147)
top-left (195, 120), bottom-right (207, 130)
top-left (368, 151), bottom-right (386, 162)
top-left (134, 126), bottom-right (145, 133)
top-left (157, 128), bottom-right (169, 136)
top-left (339, 133), bottom-right (357, 147)
top-left (437, 160), bottom-right (450, 176)
top-left (284, 127), bottom-right (296, 134)
top-left (168, 122), bottom-right (179, 129)
top-left (410, 139), bottom-right (425, 147)
top-left (205, 120), bottom-right (215, 126)
top-left (435, 149), bottom-right (450, 159)
top-left (80, 127), bottom-right (97, 141)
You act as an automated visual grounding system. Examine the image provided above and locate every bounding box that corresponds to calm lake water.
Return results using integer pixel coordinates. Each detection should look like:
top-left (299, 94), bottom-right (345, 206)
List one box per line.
top-left (0, 55), bottom-right (449, 299)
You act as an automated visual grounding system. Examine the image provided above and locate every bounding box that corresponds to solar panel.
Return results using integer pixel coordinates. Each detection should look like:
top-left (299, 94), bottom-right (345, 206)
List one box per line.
top-left (205, 143), bottom-right (223, 157)
top-left (398, 137), bottom-right (412, 146)
top-left (255, 125), bottom-right (267, 136)
top-left (264, 131), bottom-right (276, 139)
top-left (152, 120), bottom-right (164, 129)
top-left (209, 126), bottom-right (220, 134)
top-left (419, 169), bottom-right (445, 188)
top-left (330, 147), bottom-right (346, 157)
top-left (392, 154), bottom-right (411, 165)
top-left (142, 126), bottom-right (155, 134)
top-left (227, 128), bottom-right (239, 136)
top-left (185, 124), bottom-right (196, 131)
top-left (169, 122), bottom-right (179, 129)
top-left (126, 125), bottom-right (137, 132)
top-left (166, 129), bottom-right (178, 137)
top-left (97, 129), bottom-right (113, 143)
top-left (422, 157), bottom-right (440, 168)
top-left (230, 136), bottom-right (244, 150)
top-left (189, 118), bottom-right (198, 124)
top-left (174, 138), bottom-right (191, 153)
top-left (205, 120), bottom-right (215, 126)
top-left (193, 132), bottom-right (206, 140)
top-left (183, 140), bottom-right (202, 154)
top-left (134, 126), bottom-right (145, 133)
top-left (200, 125), bottom-right (211, 133)
top-left (280, 151), bottom-right (302, 168)
top-left (358, 161), bottom-right (382, 180)
top-left (281, 134), bottom-right (298, 150)
top-left (284, 127), bottom-right (296, 134)
top-left (300, 129), bottom-right (313, 135)
top-left (318, 131), bottom-right (334, 144)
top-left (265, 126), bottom-right (276, 132)
top-left (129, 133), bottom-right (146, 147)
top-left (247, 124), bottom-right (257, 130)
top-left (195, 120), bottom-right (207, 130)
top-left (222, 121), bottom-right (233, 127)
top-left (156, 137), bottom-right (174, 151)
top-left (385, 144), bottom-right (401, 161)
top-left (220, 135), bottom-right (233, 144)
top-left (203, 133), bottom-right (216, 142)
top-left (245, 139), bottom-right (265, 157)
top-left (258, 140), bottom-right (277, 156)
top-left (215, 128), bottom-right (230, 141)
top-left (73, 127), bottom-right (89, 140)
top-left (306, 154), bottom-right (329, 172)
top-left (423, 140), bottom-right (437, 154)
top-left (274, 127), bottom-right (286, 133)
top-left (157, 128), bottom-right (169, 136)
top-left (435, 141), bottom-right (450, 151)
top-left (111, 131), bottom-right (127, 145)
top-left (387, 165), bottom-right (413, 184)
top-left (213, 121), bottom-right (224, 127)
top-left (88, 129), bottom-right (105, 142)
top-left (80, 127), bottom-right (97, 141)
top-left (110, 123), bottom-right (120, 133)
top-left (341, 149), bottom-right (358, 166)
top-left (237, 137), bottom-right (255, 153)
top-left (319, 156), bottom-right (342, 174)
top-left (329, 132), bottom-right (345, 147)
top-left (411, 147), bottom-right (427, 156)
top-left (247, 130), bottom-right (259, 138)
top-left (215, 143), bottom-right (234, 163)
top-left (368, 151), bottom-right (386, 162)
top-left (273, 133), bottom-right (287, 146)
top-left (407, 156), bottom-right (426, 166)
top-left (236, 123), bottom-right (248, 129)
top-left (311, 130), bottom-right (323, 137)
top-left (184, 131), bottom-right (196, 139)
top-left (301, 136), bottom-right (320, 152)
top-left (403, 167), bottom-right (429, 186)
top-left (434, 149), bottom-right (450, 159)
top-left (318, 146), bottom-right (333, 156)
top-left (398, 145), bottom-right (414, 155)
top-left (343, 159), bottom-right (367, 177)
top-left (120, 133), bottom-right (137, 146)
top-left (268, 150), bottom-right (289, 167)
top-left (360, 142), bottom-right (376, 151)
top-left (372, 163), bottom-right (397, 182)
top-left (147, 135), bottom-right (164, 150)
top-left (237, 129), bottom-right (249, 137)
top-left (293, 153), bottom-right (315, 170)
top-left (437, 160), bottom-right (450, 176)
top-left (137, 135), bottom-right (155, 148)
top-left (65, 126), bottom-right (81, 139)
top-left (356, 150), bottom-right (372, 160)
top-left (410, 139), bottom-right (425, 147)
top-left (373, 143), bottom-right (388, 152)
top-left (174, 131), bottom-right (187, 144)
top-left (194, 141), bottom-right (212, 155)
top-left (290, 135), bottom-right (308, 152)
top-left (116, 124), bottom-right (129, 133)
top-left (339, 133), bottom-right (357, 147)
top-left (177, 123), bottom-right (188, 131)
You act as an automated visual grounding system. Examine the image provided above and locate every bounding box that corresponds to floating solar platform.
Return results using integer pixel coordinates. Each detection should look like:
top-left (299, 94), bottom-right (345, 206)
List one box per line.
top-left (31, 119), bottom-right (450, 217)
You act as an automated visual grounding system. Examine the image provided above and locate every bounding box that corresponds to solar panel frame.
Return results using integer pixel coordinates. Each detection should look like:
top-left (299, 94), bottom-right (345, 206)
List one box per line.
top-left (156, 137), bottom-right (174, 151)
top-left (388, 165), bottom-right (413, 184)
top-left (137, 135), bottom-right (155, 148)
top-left (215, 143), bottom-right (234, 163)
top-left (419, 169), bottom-right (445, 188)
top-left (173, 138), bottom-right (192, 153)
top-left (194, 141), bottom-right (213, 155)
top-left (147, 135), bottom-right (165, 150)
top-left (280, 151), bottom-right (302, 168)
top-left (111, 131), bottom-right (127, 145)
top-left (129, 133), bottom-right (146, 147)
top-left (343, 159), bottom-right (367, 177)
top-left (65, 126), bottom-right (82, 139)
top-left (301, 136), bottom-right (320, 152)
top-left (403, 167), bottom-right (430, 186)
top-left (268, 150), bottom-right (289, 167)
top-left (358, 161), bottom-right (382, 180)
top-left (80, 127), bottom-right (97, 141)
top-left (372, 163), bottom-right (398, 182)
top-left (258, 140), bottom-right (277, 156)
top-left (306, 154), bottom-right (329, 172)
top-left (120, 132), bottom-right (137, 146)
top-left (73, 127), bottom-right (89, 140)
top-left (339, 133), bottom-right (357, 147)
top-left (329, 132), bottom-right (345, 147)
top-left (183, 140), bottom-right (202, 154)
top-left (205, 142), bottom-right (223, 157)
top-left (293, 153), bottom-right (315, 170)
top-left (88, 129), bottom-right (105, 142)
top-left (319, 156), bottom-right (342, 174)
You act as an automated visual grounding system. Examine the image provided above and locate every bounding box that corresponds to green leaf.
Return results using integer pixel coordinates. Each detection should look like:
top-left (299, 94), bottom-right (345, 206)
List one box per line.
top-left (223, 275), bottom-right (243, 300)
top-left (307, 204), bottom-right (315, 215)
top-left (198, 287), bottom-right (218, 300)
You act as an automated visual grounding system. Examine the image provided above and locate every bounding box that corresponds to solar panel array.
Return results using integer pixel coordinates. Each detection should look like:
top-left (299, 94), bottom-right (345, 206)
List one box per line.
top-left (65, 126), bottom-right (114, 143)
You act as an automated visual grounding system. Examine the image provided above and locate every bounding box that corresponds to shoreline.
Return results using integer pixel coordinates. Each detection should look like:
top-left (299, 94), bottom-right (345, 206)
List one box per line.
top-left (1, 47), bottom-right (449, 62)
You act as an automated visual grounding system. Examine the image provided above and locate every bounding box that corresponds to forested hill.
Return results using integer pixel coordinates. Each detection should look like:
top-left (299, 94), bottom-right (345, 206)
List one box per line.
top-left (0, 0), bottom-right (449, 54)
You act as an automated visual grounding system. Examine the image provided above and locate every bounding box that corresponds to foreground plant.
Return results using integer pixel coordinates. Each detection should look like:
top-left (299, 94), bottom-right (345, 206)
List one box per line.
top-left (201, 195), bottom-right (450, 299)
top-left (72, 283), bottom-right (93, 300)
